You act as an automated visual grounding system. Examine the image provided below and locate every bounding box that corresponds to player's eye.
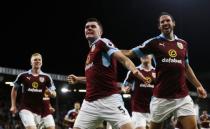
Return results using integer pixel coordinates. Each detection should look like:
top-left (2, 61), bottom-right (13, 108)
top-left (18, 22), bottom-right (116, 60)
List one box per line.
top-left (90, 25), bottom-right (96, 28)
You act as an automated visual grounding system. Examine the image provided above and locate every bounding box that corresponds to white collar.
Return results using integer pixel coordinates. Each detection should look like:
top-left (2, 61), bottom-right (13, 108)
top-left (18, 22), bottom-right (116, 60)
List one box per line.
top-left (159, 34), bottom-right (178, 41)
top-left (28, 69), bottom-right (43, 75)
top-left (137, 64), bottom-right (155, 72)
top-left (88, 38), bottom-right (101, 48)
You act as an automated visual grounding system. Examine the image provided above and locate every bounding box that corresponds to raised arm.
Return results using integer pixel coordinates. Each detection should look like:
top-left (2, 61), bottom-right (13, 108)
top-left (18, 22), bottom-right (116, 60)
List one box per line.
top-left (67, 74), bottom-right (86, 85)
top-left (185, 63), bottom-right (207, 98)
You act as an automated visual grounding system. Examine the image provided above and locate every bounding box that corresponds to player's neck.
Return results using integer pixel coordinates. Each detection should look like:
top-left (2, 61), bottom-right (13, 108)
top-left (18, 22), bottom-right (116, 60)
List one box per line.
top-left (31, 68), bottom-right (41, 76)
top-left (163, 32), bottom-right (175, 41)
top-left (142, 63), bottom-right (151, 70)
top-left (88, 37), bottom-right (99, 45)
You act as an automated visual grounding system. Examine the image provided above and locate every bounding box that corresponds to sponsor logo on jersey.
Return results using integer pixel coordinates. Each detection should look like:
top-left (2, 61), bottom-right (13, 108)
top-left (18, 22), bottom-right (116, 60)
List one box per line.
top-left (139, 76), bottom-right (154, 88)
top-left (162, 49), bottom-right (182, 64)
top-left (168, 49), bottom-right (177, 58)
top-left (162, 58), bottom-right (182, 64)
top-left (32, 82), bottom-right (39, 89)
top-left (28, 82), bottom-right (41, 92)
top-left (39, 77), bottom-right (45, 83)
top-left (28, 88), bottom-right (42, 93)
top-left (139, 84), bottom-right (154, 88)
top-left (177, 42), bottom-right (183, 49)
top-left (145, 76), bottom-right (152, 84)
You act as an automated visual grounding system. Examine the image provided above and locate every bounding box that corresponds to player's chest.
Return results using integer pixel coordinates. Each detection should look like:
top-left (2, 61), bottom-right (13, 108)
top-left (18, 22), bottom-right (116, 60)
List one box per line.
top-left (156, 41), bottom-right (186, 58)
top-left (87, 45), bottom-right (103, 61)
top-left (72, 112), bottom-right (78, 117)
top-left (22, 75), bottom-right (46, 89)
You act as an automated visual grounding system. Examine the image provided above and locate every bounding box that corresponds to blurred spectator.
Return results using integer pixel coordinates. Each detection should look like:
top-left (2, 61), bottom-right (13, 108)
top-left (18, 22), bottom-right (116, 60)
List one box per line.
top-left (200, 110), bottom-right (210, 129)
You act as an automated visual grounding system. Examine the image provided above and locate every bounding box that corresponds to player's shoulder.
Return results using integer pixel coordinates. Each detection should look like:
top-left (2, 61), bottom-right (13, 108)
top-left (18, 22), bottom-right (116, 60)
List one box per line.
top-left (67, 109), bottom-right (76, 114)
top-left (177, 37), bottom-right (188, 45)
top-left (100, 38), bottom-right (111, 43)
top-left (141, 36), bottom-right (160, 46)
top-left (17, 70), bottom-right (29, 77)
top-left (40, 72), bottom-right (52, 79)
top-left (99, 38), bottom-right (114, 45)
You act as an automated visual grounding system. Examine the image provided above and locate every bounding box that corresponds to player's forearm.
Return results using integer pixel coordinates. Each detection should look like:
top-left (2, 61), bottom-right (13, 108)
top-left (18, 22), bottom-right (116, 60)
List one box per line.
top-left (185, 64), bottom-right (203, 88)
top-left (50, 90), bottom-right (57, 98)
top-left (64, 117), bottom-right (75, 122)
top-left (11, 87), bottom-right (17, 107)
top-left (77, 76), bottom-right (86, 84)
top-left (121, 50), bottom-right (136, 58)
top-left (45, 88), bottom-right (57, 98)
top-left (119, 55), bottom-right (145, 81)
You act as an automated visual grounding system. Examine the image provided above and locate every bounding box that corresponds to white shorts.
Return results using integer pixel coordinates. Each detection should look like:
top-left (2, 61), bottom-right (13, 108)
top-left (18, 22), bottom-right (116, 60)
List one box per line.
top-left (132, 112), bottom-right (151, 128)
top-left (19, 109), bottom-right (41, 127)
top-left (41, 114), bottom-right (55, 128)
top-left (150, 95), bottom-right (195, 123)
top-left (74, 94), bottom-right (132, 129)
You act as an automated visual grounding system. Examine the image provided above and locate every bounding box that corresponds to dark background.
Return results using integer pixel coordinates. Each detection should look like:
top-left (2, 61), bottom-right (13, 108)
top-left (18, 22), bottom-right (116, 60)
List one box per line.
top-left (1, 0), bottom-right (210, 74)
top-left (0, 0), bottom-right (210, 128)
top-left (1, 0), bottom-right (210, 95)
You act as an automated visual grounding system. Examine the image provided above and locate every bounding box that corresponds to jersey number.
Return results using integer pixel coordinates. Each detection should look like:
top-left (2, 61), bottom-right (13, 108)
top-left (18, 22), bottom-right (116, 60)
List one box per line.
top-left (118, 106), bottom-right (126, 115)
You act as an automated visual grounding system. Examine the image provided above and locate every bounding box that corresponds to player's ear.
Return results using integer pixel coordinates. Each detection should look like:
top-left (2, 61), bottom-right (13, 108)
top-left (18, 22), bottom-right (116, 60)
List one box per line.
top-left (157, 21), bottom-right (161, 30)
top-left (173, 21), bottom-right (176, 27)
top-left (158, 24), bottom-right (161, 30)
top-left (30, 59), bottom-right (33, 66)
top-left (99, 29), bottom-right (103, 36)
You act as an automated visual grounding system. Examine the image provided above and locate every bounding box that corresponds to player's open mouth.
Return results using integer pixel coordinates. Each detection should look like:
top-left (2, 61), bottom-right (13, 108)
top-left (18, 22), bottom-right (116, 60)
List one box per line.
top-left (86, 31), bottom-right (94, 34)
top-left (163, 27), bottom-right (170, 31)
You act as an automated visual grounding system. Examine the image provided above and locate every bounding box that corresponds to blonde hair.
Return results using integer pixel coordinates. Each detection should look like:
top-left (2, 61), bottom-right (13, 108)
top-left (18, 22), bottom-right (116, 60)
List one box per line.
top-left (30, 53), bottom-right (42, 62)
top-left (31, 53), bottom-right (42, 58)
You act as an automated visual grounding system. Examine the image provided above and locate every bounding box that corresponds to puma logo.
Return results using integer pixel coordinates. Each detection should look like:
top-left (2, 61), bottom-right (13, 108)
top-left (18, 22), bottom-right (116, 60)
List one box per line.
top-left (159, 42), bottom-right (165, 46)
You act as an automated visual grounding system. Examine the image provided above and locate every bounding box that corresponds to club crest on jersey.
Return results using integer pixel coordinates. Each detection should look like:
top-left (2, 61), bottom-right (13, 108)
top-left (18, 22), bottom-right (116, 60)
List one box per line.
top-left (91, 45), bottom-right (95, 52)
top-left (39, 77), bottom-right (45, 83)
top-left (177, 42), bottom-right (183, 49)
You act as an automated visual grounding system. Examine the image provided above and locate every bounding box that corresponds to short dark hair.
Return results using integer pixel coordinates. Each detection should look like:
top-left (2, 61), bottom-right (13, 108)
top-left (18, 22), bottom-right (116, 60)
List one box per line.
top-left (86, 18), bottom-right (103, 32)
top-left (158, 12), bottom-right (175, 24)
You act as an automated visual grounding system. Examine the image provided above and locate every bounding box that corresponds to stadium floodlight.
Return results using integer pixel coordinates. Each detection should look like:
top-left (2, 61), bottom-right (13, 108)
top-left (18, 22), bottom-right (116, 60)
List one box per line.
top-left (61, 87), bottom-right (70, 93)
top-left (5, 82), bottom-right (14, 87)
top-left (78, 89), bottom-right (86, 92)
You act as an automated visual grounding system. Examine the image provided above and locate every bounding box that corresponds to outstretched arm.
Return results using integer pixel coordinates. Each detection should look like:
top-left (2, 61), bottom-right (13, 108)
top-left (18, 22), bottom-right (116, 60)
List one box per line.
top-left (185, 64), bottom-right (207, 98)
top-left (121, 50), bottom-right (136, 58)
top-left (67, 74), bottom-right (86, 85)
top-left (112, 51), bottom-right (148, 84)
